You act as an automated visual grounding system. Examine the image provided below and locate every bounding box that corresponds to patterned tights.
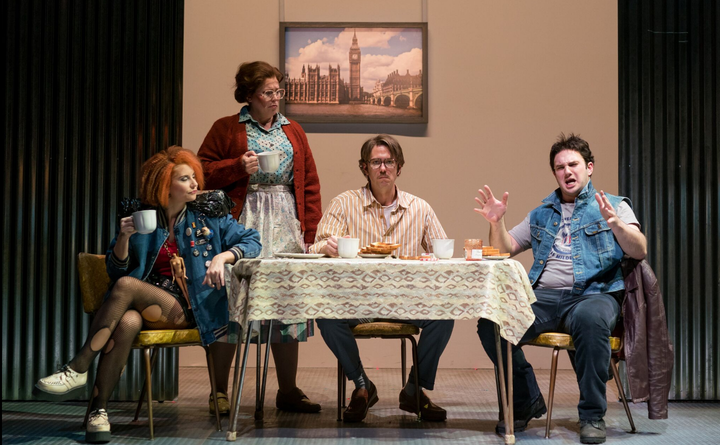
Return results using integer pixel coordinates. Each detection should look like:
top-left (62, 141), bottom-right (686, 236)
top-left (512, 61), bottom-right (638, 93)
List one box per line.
top-left (68, 276), bottom-right (190, 410)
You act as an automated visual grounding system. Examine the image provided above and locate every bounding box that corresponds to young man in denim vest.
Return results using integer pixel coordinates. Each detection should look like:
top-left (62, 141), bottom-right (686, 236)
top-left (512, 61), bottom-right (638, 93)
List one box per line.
top-left (474, 133), bottom-right (647, 444)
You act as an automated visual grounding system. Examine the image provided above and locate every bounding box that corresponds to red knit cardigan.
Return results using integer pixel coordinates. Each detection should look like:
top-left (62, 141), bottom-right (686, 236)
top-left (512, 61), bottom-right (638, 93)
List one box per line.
top-left (197, 114), bottom-right (322, 244)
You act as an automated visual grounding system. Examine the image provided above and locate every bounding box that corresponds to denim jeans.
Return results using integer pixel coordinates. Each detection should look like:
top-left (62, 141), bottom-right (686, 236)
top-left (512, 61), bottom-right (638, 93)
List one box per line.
top-left (477, 289), bottom-right (620, 421)
top-left (317, 319), bottom-right (454, 390)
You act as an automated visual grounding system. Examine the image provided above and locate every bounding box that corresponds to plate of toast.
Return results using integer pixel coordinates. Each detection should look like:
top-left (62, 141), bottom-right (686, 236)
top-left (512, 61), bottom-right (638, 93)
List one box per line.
top-left (359, 242), bottom-right (401, 256)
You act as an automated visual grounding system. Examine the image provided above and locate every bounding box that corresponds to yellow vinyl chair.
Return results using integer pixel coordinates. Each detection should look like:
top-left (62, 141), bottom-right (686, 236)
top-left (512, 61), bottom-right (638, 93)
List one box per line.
top-left (336, 321), bottom-right (421, 421)
top-left (497, 332), bottom-right (637, 438)
top-left (77, 253), bottom-right (222, 440)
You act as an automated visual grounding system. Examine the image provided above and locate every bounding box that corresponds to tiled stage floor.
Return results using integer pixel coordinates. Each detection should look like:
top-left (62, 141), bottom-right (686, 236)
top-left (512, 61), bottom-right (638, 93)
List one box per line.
top-left (3, 368), bottom-right (719, 444)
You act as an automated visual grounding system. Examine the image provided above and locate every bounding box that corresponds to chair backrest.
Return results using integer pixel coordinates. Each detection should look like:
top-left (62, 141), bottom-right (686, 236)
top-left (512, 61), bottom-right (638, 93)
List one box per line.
top-left (77, 253), bottom-right (111, 314)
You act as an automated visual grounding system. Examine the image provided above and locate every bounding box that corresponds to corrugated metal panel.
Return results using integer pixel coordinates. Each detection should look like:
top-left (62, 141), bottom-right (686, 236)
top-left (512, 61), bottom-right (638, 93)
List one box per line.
top-left (618, 0), bottom-right (719, 400)
top-left (2, 0), bottom-right (185, 401)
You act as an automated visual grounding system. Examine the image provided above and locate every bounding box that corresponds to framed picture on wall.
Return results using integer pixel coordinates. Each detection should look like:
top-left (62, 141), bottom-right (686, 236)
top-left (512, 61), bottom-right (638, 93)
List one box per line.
top-left (279, 22), bottom-right (428, 124)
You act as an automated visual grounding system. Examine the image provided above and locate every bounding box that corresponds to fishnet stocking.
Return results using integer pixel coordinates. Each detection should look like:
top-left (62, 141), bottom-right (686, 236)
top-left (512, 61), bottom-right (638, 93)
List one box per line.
top-left (90, 310), bottom-right (142, 410)
top-left (67, 276), bottom-right (190, 408)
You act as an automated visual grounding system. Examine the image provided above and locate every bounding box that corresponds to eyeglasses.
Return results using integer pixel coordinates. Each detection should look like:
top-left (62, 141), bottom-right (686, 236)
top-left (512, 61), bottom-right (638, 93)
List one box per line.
top-left (368, 158), bottom-right (397, 169)
top-left (259, 89), bottom-right (286, 100)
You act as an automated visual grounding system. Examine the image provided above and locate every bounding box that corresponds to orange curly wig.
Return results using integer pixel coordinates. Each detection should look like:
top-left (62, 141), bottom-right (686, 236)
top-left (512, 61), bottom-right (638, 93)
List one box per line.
top-left (140, 146), bottom-right (205, 207)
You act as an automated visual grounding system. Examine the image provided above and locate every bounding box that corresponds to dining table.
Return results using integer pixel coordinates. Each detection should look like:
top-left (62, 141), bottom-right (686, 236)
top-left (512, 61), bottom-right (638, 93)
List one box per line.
top-left (223, 256), bottom-right (537, 444)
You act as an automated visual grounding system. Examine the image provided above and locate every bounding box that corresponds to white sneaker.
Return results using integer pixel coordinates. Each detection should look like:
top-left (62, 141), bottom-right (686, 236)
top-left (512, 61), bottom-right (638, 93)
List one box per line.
top-left (86, 408), bottom-right (111, 443)
top-left (33, 364), bottom-right (87, 401)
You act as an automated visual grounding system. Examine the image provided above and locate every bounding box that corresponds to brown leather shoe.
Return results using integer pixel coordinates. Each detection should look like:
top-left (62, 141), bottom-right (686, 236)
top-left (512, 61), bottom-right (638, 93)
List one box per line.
top-left (276, 387), bottom-right (321, 413)
top-left (398, 389), bottom-right (447, 421)
top-left (343, 380), bottom-right (378, 422)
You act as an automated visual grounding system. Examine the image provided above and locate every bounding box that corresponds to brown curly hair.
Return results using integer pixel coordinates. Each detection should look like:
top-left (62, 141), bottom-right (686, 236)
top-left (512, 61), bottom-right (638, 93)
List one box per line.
top-left (234, 61), bottom-right (284, 104)
top-left (549, 133), bottom-right (594, 171)
top-left (140, 146), bottom-right (205, 207)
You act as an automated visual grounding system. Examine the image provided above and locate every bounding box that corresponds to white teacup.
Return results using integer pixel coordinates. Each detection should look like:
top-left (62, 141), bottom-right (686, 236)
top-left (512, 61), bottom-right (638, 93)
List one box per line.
top-left (337, 237), bottom-right (360, 258)
top-left (432, 239), bottom-right (455, 259)
top-left (132, 210), bottom-right (157, 234)
top-left (257, 151), bottom-right (280, 173)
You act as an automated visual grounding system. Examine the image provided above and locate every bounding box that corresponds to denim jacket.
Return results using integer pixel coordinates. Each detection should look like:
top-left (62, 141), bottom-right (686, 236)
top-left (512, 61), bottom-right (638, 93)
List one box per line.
top-left (527, 181), bottom-right (630, 296)
top-left (106, 207), bottom-right (262, 345)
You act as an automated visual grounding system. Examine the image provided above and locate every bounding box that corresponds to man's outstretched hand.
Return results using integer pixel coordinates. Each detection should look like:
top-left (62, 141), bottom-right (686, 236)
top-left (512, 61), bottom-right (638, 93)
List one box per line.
top-left (474, 185), bottom-right (509, 224)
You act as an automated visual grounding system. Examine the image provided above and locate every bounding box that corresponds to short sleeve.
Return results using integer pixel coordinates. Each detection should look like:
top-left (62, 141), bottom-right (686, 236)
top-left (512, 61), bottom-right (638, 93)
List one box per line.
top-left (508, 214), bottom-right (532, 251)
top-left (617, 201), bottom-right (640, 229)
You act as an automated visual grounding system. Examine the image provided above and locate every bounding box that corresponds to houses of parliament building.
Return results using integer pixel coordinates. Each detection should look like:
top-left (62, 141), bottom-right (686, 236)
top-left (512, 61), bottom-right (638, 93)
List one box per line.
top-left (285, 31), bottom-right (364, 104)
top-left (285, 63), bottom-right (350, 104)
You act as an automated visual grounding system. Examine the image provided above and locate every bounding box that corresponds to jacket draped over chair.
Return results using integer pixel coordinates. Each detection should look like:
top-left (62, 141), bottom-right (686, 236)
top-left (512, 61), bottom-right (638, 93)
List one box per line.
top-left (622, 258), bottom-right (674, 419)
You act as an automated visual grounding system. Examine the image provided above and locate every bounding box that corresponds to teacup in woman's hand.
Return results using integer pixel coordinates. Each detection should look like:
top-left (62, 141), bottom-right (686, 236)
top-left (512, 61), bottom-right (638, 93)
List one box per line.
top-left (257, 151), bottom-right (280, 173)
top-left (132, 210), bottom-right (157, 234)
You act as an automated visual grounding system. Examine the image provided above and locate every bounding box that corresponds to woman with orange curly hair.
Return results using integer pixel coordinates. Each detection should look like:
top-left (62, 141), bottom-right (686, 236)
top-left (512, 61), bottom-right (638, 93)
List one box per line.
top-left (34, 146), bottom-right (261, 443)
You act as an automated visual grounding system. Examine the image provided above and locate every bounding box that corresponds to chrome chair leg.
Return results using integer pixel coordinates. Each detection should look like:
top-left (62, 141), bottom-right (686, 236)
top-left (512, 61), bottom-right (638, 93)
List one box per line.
top-left (143, 348), bottom-right (155, 440)
top-left (135, 348), bottom-right (159, 422)
top-left (544, 347), bottom-right (560, 439)
top-left (611, 357), bottom-right (636, 433)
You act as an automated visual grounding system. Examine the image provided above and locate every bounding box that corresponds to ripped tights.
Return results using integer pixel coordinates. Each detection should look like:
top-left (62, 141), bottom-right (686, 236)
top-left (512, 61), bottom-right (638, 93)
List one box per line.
top-left (68, 276), bottom-right (191, 410)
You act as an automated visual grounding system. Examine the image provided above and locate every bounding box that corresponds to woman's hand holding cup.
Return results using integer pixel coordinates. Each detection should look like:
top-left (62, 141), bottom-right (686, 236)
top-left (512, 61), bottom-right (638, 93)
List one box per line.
top-left (119, 216), bottom-right (138, 237)
top-left (242, 151), bottom-right (259, 175)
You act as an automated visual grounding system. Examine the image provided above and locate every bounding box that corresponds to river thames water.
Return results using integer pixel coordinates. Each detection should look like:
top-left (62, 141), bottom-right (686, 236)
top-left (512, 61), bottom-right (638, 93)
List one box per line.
top-left (286, 103), bottom-right (422, 119)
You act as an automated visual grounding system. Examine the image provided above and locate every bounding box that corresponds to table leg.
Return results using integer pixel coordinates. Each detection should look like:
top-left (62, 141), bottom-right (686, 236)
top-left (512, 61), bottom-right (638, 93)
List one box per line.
top-left (494, 324), bottom-right (515, 445)
top-left (226, 321), bottom-right (255, 441)
top-left (254, 330), bottom-right (261, 420)
top-left (507, 338), bottom-right (514, 444)
top-left (256, 320), bottom-right (274, 421)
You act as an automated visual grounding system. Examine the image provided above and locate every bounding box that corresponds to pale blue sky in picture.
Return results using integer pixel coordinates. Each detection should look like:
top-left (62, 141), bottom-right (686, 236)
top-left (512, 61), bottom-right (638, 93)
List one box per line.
top-left (284, 27), bottom-right (423, 92)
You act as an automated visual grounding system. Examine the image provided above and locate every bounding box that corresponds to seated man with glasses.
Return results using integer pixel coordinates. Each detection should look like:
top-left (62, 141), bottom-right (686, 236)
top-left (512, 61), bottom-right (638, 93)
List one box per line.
top-left (308, 134), bottom-right (454, 423)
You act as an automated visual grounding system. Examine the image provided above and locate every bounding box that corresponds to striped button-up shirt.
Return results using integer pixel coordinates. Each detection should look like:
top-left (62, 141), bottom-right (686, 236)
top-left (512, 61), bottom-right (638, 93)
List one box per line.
top-left (309, 186), bottom-right (447, 257)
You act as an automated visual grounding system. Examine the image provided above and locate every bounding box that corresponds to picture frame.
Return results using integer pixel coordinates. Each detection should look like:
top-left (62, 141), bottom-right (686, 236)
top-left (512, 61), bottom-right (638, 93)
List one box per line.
top-left (279, 22), bottom-right (428, 124)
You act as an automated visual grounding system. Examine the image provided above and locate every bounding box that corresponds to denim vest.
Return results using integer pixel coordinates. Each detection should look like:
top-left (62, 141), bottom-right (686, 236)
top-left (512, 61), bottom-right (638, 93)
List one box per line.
top-left (527, 181), bottom-right (630, 296)
top-left (106, 208), bottom-right (262, 345)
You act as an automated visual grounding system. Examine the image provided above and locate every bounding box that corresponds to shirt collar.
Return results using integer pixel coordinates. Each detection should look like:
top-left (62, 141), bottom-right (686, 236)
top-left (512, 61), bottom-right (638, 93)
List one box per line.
top-left (157, 205), bottom-right (187, 230)
top-left (361, 185), bottom-right (412, 209)
top-left (238, 105), bottom-right (289, 129)
top-left (542, 180), bottom-right (596, 206)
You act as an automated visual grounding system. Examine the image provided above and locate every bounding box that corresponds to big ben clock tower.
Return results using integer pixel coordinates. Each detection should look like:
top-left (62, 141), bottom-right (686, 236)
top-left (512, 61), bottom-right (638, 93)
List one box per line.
top-left (349, 30), bottom-right (361, 103)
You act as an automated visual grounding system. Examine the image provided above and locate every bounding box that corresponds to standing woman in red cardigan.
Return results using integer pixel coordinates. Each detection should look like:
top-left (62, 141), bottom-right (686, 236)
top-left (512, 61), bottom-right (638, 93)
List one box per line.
top-left (197, 61), bottom-right (322, 414)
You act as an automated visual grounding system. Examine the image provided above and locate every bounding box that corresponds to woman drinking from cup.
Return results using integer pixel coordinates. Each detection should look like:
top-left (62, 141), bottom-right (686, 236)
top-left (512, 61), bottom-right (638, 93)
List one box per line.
top-left (197, 61), bottom-right (322, 414)
top-left (34, 146), bottom-right (261, 443)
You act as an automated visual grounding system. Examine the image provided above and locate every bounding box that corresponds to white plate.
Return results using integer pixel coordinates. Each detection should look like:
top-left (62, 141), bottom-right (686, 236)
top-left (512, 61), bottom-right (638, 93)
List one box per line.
top-left (274, 253), bottom-right (326, 259)
top-left (358, 253), bottom-right (391, 259)
top-left (483, 255), bottom-right (509, 260)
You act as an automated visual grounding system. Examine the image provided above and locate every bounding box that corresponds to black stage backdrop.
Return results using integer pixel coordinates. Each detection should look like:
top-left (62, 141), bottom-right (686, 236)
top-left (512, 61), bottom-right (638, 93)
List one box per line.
top-left (619, 0), bottom-right (719, 400)
top-left (2, 0), bottom-right (185, 401)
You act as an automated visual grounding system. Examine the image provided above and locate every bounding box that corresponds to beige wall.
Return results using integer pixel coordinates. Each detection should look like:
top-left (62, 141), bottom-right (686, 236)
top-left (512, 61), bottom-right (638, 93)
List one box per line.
top-left (181, 0), bottom-right (618, 370)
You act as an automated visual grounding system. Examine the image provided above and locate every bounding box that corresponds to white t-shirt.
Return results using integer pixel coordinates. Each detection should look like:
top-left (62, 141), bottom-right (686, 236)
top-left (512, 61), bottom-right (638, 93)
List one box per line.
top-left (508, 201), bottom-right (639, 289)
top-left (382, 197), bottom-right (399, 230)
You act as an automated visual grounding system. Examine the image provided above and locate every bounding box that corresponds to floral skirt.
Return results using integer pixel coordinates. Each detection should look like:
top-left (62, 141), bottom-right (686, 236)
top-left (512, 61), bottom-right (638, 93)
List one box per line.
top-left (228, 183), bottom-right (313, 344)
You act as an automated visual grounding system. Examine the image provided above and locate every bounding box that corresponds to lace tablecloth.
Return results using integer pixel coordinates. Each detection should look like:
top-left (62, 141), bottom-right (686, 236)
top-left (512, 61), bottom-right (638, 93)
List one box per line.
top-left (227, 257), bottom-right (536, 344)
